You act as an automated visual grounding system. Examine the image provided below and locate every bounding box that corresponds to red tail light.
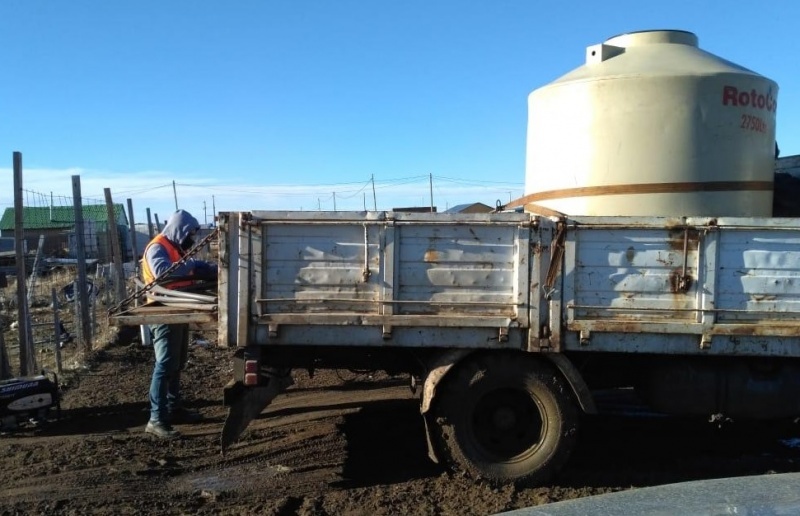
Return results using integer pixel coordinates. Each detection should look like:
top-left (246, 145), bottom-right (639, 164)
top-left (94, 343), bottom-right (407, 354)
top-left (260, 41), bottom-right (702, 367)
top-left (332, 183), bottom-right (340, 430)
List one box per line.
top-left (244, 359), bottom-right (259, 385)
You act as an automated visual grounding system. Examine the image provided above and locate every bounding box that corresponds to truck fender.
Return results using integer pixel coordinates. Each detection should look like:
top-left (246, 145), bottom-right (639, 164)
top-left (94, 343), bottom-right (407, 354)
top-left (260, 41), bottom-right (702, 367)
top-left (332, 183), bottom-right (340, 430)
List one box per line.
top-left (420, 350), bottom-right (597, 416)
top-left (420, 348), bottom-right (474, 415)
top-left (420, 348), bottom-right (474, 464)
top-left (543, 354), bottom-right (597, 415)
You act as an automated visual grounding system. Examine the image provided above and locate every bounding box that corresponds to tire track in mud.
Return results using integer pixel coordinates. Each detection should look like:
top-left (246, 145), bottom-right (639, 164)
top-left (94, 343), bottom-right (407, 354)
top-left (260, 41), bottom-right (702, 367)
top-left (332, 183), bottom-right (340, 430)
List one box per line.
top-left (169, 381), bottom-right (418, 499)
top-left (0, 432), bottom-right (202, 510)
top-left (156, 376), bottom-right (427, 507)
top-left (1, 467), bottom-right (156, 505)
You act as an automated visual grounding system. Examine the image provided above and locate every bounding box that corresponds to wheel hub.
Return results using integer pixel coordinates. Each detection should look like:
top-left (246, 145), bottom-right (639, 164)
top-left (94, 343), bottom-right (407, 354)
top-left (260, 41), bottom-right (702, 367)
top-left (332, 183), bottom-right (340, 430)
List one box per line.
top-left (473, 388), bottom-right (544, 460)
top-left (492, 406), bottom-right (517, 430)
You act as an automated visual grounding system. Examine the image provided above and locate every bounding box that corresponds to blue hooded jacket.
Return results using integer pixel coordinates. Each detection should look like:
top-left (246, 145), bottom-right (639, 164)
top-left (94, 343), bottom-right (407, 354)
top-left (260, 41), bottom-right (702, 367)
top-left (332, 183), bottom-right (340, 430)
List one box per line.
top-left (144, 209), bottom-right (216, 280)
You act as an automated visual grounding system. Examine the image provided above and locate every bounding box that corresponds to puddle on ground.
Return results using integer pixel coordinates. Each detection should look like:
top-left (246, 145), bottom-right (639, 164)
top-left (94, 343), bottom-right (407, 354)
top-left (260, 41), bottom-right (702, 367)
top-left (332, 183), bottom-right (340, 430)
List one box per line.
top-left (180, 463), bottom-right (292, 492)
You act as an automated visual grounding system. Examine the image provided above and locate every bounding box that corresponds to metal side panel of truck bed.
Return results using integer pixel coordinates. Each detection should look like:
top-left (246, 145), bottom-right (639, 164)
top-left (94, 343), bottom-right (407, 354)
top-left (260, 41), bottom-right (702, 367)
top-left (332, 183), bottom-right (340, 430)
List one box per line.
top-left (113, 211), bottom-right (800, 361)
top-left (560, 216), bottom-right (800, 357)
top-left (218, 210), bottom-right (544, 350)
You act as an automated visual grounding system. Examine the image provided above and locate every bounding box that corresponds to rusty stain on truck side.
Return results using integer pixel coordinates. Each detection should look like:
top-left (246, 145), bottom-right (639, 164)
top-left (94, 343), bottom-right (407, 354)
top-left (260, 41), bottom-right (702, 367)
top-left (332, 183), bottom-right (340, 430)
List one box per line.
top-left (669, 268), bottom-right (693, 293)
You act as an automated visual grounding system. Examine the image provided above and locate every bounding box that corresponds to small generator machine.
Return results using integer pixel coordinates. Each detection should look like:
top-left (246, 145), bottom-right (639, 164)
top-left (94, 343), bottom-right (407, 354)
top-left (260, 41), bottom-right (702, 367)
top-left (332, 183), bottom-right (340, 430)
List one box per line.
top-left (0, 373), bottom-right (60, 430)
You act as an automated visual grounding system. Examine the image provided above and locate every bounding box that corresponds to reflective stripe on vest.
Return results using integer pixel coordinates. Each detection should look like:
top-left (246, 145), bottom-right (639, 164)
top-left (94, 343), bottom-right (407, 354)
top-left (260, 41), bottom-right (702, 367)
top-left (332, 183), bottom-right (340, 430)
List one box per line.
top-left (141, 234), bottom-right (193, 289)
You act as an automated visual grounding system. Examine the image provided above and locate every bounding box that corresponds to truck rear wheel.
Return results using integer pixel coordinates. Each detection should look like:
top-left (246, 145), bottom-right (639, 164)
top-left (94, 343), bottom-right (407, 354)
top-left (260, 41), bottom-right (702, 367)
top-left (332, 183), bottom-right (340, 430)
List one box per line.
top-left (431, 352), bottom-right (579, 486)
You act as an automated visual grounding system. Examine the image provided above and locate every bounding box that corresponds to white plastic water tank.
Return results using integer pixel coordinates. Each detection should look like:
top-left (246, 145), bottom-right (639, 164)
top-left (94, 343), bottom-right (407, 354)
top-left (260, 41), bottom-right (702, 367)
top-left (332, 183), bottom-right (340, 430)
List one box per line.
top-left (525, 30), bottom-right (778, 216)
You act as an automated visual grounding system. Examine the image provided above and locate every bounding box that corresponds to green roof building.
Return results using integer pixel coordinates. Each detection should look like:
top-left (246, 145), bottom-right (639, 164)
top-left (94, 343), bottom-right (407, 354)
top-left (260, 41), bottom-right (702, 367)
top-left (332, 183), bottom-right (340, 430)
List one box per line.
top-left (0, 204), bottom-right (129, 261)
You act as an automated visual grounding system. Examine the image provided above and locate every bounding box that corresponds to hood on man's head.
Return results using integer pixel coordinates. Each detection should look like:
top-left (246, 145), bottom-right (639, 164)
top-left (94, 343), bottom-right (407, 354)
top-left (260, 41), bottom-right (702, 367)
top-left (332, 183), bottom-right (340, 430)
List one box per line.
top-left (162, 209), bottom-right (200, 247)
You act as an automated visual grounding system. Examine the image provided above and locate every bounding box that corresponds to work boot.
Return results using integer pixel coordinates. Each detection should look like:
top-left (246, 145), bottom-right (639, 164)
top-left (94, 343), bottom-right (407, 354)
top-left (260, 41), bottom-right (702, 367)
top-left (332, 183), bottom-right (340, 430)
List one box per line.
top-left (145, 420), bottom-right (180, 439)
top-left (169, 407), bottom-right (203, 424)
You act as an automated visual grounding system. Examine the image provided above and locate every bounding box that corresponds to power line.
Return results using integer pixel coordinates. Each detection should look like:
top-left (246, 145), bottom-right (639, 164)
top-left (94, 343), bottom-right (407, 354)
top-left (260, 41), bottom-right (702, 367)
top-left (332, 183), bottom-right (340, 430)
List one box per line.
top-left (437, 175), bottom-right (524, 186)
top-left (333, 180), bottom-right (371, 200)
top-left (112, 183), bottom-right (173, 196)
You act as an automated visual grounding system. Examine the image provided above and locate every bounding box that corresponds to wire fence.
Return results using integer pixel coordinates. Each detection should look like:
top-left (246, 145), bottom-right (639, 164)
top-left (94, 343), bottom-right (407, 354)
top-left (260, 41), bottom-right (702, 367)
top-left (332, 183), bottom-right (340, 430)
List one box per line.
top-left (1, 177), bottom-right (135, 380)
top-left (0, 267), bottom-right (120, 378)
top-left (1, 179), bottom-right (217, 380)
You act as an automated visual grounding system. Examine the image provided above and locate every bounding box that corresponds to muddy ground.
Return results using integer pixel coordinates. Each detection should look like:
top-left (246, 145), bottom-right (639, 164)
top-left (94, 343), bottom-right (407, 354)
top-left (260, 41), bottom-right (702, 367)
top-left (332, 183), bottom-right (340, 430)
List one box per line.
top-left (3, 328), bottom-right (800, 516)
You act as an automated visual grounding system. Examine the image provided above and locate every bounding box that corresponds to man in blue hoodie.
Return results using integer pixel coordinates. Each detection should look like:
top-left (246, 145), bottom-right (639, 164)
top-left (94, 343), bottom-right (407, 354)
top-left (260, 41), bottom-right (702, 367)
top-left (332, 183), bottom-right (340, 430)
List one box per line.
top-left (141, 209), bottom-right (217, 439)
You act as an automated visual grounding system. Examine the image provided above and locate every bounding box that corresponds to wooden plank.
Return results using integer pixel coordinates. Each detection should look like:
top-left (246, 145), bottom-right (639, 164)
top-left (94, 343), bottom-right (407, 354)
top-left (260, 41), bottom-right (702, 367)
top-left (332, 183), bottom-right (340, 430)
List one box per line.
top-left (111, 313), bottom-right (217, 326)
top-left (110, 305), bottom-right (217, 326)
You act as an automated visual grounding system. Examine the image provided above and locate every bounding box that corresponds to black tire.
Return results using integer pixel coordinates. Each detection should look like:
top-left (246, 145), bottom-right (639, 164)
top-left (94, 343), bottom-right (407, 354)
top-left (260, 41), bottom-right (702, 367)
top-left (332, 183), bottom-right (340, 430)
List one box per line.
top-left (431, 352), bottom-right (579, 486)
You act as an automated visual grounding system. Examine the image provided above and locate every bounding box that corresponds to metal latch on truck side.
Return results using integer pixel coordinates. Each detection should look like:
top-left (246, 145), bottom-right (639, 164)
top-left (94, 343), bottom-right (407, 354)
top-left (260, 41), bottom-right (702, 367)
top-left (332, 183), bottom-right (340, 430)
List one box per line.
top-left (674, 227), bottom-right (695, 293)
top-left (362, 224), bottom-right (371, 282)
top-left (544, 221), bottom-right (567, 294)
top-left (499, 327), bottom-right (508, 342)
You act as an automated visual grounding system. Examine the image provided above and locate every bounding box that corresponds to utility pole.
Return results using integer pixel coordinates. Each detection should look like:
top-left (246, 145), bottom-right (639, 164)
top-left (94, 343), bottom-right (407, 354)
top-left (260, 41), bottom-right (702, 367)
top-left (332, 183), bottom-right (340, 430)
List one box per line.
top-left (371, 174), bottom-right (377, 211)
top-left (429, 173), bottom-right (434, 213)
top-left (318, 198), bottom-right (321, 211)
top-left (333, 192), bottom-right (337, 211)
top-left (172, 180), bottom-right (178, 211)
top-left (203, 200), bottom-right (207, 226)
top-left (212, 195), bottom-right (216, 226)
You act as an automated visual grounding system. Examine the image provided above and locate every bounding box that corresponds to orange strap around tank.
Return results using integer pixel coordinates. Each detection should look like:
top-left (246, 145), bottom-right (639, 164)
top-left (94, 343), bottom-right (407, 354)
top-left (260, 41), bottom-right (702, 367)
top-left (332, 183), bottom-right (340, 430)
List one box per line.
top-left (503, 180), bottom-right (773, 211)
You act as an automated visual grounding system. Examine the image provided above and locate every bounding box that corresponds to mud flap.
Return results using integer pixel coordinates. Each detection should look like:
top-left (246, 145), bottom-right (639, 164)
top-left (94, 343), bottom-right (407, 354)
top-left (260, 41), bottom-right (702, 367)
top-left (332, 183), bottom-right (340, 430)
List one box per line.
top-left (220, 374), bottom-right (292, 453)
top-left (422, 413), bottom-right (440, 464)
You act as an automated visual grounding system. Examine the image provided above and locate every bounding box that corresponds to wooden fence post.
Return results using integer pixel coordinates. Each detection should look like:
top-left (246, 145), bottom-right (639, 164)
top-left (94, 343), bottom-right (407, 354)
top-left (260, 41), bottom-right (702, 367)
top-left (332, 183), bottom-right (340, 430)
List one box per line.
top-left (104, 188), bottom-right (127, 305)
top-left (0, 271), bottom-right (11, 378)
top-left (52, 288), bottom-right (62, 374)
top-left (146, 208), bottom-right (154, 240)
top-left (13, 151), bottom-right (34, 376)
top-left (72, 175), bottom-right (93, 352)
top-left (127, 198), bottom-right (138, 267)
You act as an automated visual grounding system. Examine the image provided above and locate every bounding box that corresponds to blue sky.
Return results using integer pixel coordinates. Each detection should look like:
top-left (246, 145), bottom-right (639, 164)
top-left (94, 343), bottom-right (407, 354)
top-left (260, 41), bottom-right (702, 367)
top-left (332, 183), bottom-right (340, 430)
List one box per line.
top-left (2, 1), bottom-right (798, 225)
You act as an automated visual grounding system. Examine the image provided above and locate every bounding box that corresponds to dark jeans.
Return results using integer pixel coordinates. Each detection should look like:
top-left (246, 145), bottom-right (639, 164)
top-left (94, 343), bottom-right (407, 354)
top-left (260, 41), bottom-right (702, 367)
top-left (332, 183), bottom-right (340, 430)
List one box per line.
top-left (148, 323), bottom-right (189, 423)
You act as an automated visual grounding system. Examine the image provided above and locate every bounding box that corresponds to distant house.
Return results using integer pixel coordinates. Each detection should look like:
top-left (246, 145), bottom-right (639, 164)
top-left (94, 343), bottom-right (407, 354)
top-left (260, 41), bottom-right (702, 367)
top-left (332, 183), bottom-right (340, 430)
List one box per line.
top-left (445, 202), bottom-right (494, 214)
top-left (0, 205), bottom-right (129, 262)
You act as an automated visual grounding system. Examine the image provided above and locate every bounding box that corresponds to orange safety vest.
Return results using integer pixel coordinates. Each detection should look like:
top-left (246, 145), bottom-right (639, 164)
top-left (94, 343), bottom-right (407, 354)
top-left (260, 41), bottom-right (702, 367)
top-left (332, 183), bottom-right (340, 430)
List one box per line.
top-left (141, 234), bottom-right (194, 289)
